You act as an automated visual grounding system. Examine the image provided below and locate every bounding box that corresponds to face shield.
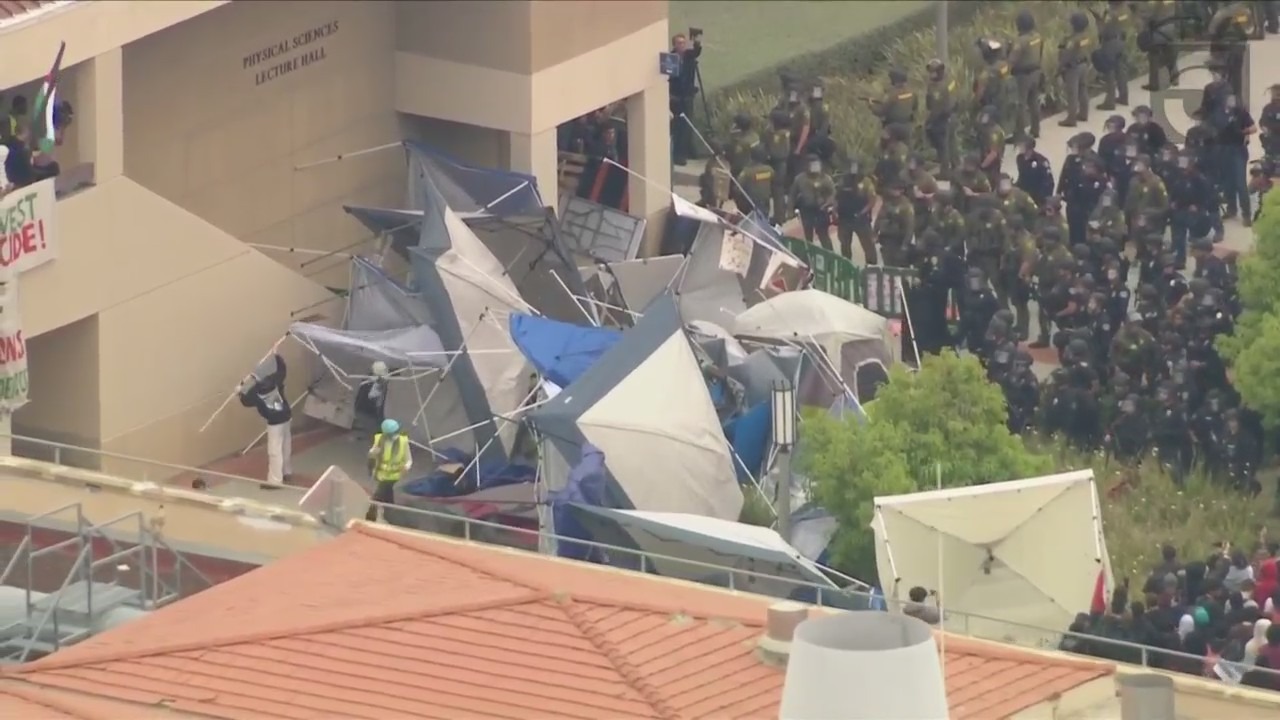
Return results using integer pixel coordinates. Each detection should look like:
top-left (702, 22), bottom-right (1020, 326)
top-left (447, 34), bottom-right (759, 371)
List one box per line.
top-left (999, 180), bottom-right (1013, 193)
top-left (808, 161), bottom-right (822, 173)
top-left (788, 90), bottom-right (799, 103)
top-left (811, 87), bottom-right (824, 101)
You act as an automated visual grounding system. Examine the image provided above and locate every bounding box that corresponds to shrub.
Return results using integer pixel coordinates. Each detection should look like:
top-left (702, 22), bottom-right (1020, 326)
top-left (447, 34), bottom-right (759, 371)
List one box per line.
top-left (1056, 449), bottom-right (1280, 586)
top-left (705, 1), bottom-right (1135, 166)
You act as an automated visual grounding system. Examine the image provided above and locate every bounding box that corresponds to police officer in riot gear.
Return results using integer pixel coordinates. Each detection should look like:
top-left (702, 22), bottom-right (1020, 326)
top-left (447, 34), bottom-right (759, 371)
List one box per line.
top-left (1003, 349), bottom-right (1040, 434)
top-left (924, 58), bottom-right (958, 178)
top-left (1152, 382), bottom-right (1193, 485)
top-left (1010, 10), bottom-right (1045, 139)
top-left (1167, 151), bottom-right (1217, 269)
top-left (1015, 137), bottom-right (1054, 205)
top-left (1221, 409), bottom-right (1260, 494)
top-left (1106, 394), bottom-right (1148, 462)
top-left (836, 158), bottom-right (877, 262)
top-left (960, 268), bottom-right (1000, 356)
top-left (1096, 0), bottom-right (1132, 110)
top-left (1127, 105), bottom-right (1168, 158)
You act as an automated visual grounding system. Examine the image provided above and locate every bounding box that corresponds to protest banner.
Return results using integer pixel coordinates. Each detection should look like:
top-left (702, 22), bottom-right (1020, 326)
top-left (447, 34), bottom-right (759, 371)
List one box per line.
top-left (0, 273), bottom-right (27, 412)
top-left (0, 178), bottom-right (58, 275)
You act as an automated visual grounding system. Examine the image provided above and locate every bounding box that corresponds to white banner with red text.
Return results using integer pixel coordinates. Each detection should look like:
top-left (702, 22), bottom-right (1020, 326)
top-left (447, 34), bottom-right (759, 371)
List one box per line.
top-left (0, 178), bottom-right (57, 275)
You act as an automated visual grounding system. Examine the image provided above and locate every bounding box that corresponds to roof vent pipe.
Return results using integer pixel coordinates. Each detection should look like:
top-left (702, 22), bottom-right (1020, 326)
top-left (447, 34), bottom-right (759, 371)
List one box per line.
top-left (780, 611), bottom-right (947, 720)
top-left (757, 602), bottom-right (810, 667)
top-left (1118, 674), bottom-right (1176, 720)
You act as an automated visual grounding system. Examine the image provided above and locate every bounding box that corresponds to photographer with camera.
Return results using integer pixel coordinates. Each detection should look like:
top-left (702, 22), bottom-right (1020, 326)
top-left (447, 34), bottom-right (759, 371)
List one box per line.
top-left (669, 27), bottom-right (703, 166)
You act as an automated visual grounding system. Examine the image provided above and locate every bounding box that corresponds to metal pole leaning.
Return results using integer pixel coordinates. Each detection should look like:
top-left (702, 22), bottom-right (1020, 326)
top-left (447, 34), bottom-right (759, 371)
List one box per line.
top-left (897, 278), bottom-right (922, 367)
top-left (293, 141), bottom-right (405, 171)
top-left (198, 337), bottom-right (286, 433)
top-left (239, 392), bottom-right (308, 455)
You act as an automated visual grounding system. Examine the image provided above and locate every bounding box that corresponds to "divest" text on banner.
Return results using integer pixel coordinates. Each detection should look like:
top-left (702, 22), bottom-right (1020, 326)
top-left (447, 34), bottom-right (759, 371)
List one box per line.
top-left (0, 178), bottom-right (57, 275)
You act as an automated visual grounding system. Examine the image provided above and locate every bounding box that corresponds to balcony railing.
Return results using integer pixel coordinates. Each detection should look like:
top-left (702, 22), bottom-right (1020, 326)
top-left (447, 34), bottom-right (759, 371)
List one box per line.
top-left (3, 431), bottom-right (1280, 690)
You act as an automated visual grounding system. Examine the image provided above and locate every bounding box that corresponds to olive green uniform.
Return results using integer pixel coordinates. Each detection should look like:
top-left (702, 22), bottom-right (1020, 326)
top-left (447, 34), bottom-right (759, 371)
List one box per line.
top-left (785, 102), bottom-right (811, 185)
top-left (998, 187), bottom-right (1040, 230)
top-left (1125, 174), bottom-right (1170, 227)
top-left (1088, 203), bottom-right (1127, 245)
top-left (910, 169), bottom-right (939, 233)
top-left (836, 173), bottom-right (878, 263)
top-left (872, 85), bottom-right (918, 128)
top-left (1098, 5), bottom-right (1132, 107)
top-left (1006, 229), bottom-right (1039, 337)
top-left (953, 169), bottom-right (992, 213)
top-left (974, 60), bottom-right (1011, 124)
top-left (1009, 30), bottom-right (1045, 138)
top-left (875, 140), bottom-right (910, 190)
top-left (967, 201), bottom-right (1010, 305)
top-left (765, 125), bottom-right (792, 222)
top-left (932, 205), bottom-right (966, 251)
top-left (925, 74), bottom-right (959, 176)
top-left (875, 196), bottom-right (915, 267)
top-left (736, 162), bottom-right (774, 217)
top-left (1140, 0), bottom-right (1179, 90)
top-left (698, 156), bottom-right (731, 209)
top-left (1034, 244), bottom-right (1073, 343)
top-left (789, 171), bottom-right (837, 250)
top-left (978, 123), bottom-right (1007, 187)
top-left (1059, 30), bottom-right (1093, 124)
top-left (727, 129), bottom-right (760, 177)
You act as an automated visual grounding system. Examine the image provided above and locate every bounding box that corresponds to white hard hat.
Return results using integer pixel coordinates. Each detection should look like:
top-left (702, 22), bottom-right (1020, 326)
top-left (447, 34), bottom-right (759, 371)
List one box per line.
top-left (371, 361), bottom-right (388, 377)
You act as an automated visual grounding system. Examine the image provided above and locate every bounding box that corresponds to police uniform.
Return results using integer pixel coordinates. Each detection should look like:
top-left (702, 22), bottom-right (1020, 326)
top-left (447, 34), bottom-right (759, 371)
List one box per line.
top-left (1015, 141), bottom-right (1054, 205)
top-left (1138, 0), bottom-right (1179, 91)
top-left (974, 41), bottom-right (1011, 125)
top-left (875, 183), bottom-right (916, 267)
top-left (766, 110), bottom-right (793, 223)
top-left (1096, 1), bottom-right (1132, 109)
top-left (726, 114), bottom-right (760, 177)
top-left (1260, 85), bottom-right (1280, 158)
top-left (977, 107), bottom-right (1007, 187)
top-left (788, 155), bottom-right (836, 250)
top-left (735, 146), bottom-right (774, 217)
top-left (1010, 12), bottom-right (1045, 139)
top-left (925, 60), bottom-right (958, 177)
top-left (966, 195), bottom-right (1010, 306)
top-left (1166, 154), bottom-right (1216, 267)
top-left (698, 152), bottom-right (731, 209)
top-left (871, 68), bottom-right (917, 128)
top-left (836, 163), bottom-right (878, 262)
top-left (1058, 14), bottom-right (1093, 126)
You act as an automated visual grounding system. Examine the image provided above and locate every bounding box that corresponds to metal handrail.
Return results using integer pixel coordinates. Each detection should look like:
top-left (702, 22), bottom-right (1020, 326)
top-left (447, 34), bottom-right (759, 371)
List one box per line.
top-left (3, 433), bottom-right (269, 488)
top-left (0, 535), bottom-right (29, 588)
top-left (18, 543), bottom-right (92, 664)
top-left (8, 432), bottom-right (1280, 684)
top-left (147, 531), bottom-right (215, 597)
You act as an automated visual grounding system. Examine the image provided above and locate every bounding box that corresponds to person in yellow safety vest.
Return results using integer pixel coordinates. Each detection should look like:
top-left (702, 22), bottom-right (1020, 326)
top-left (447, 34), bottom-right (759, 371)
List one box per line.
top-left (366, 418), bottom-right (412, 521)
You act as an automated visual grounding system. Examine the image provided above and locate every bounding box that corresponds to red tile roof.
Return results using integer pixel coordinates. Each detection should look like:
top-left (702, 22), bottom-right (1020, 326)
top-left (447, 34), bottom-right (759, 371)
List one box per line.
top-left (0, 683), bottom-right (115, 720)
top-left (0, 1), bottom-right (60, 22)
top-left (2, 523), bottom-right (1115, 720)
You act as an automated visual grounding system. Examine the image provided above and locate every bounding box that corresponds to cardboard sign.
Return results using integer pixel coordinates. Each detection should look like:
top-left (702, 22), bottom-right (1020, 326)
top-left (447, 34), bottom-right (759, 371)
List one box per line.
top-left (0, 178), bottom-right (57, 275)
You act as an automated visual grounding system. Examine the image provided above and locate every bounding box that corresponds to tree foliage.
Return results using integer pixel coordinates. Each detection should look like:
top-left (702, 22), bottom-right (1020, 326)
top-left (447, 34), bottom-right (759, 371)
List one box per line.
top-left (803, 352), bottom-right (1052, 578)
top-left (1219, 190), bottom-right (1280, 425)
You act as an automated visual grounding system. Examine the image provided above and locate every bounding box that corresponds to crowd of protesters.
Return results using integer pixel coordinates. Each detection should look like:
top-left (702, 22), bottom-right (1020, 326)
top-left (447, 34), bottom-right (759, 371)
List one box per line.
top-left (1065, 540), bottom-right (1280, 689)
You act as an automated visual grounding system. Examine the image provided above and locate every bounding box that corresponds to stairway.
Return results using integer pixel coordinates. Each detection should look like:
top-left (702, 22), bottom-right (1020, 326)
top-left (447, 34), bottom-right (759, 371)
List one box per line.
top-left (0, 580), bottom-right (145, 663)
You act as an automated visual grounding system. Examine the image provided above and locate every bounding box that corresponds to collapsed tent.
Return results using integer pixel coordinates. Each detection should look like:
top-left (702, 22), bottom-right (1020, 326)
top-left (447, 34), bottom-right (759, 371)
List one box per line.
top-left (407, 170), bottom-right (533, 461)
top-left (568, 505), bottom-right (840, 601)
top-left (528, 293), bottom-right (744, 520)
top-left (346, 142), bottom-right (593, 323)
top-left (671, 198), bottom-right (806, 328)
top-left (733, 289), bottom-right (892, 405)
top-left (872, 470), bottom-right (1112, 648)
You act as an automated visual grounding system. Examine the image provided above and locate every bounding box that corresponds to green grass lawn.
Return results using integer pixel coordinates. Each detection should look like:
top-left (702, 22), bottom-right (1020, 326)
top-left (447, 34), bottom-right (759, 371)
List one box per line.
top-left (670, 0), bottom-right (935, 92)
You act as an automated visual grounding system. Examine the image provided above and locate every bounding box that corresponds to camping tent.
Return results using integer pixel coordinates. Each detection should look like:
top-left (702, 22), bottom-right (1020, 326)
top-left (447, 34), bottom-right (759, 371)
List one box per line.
top-left (733, 289), bottom-right (892, 405)
top-left (871, 470), bottom-right (1111, 648)
top-left (568, 505), bottom-right (841, 601)
top-left (528, 293), bottom-right (744, 520)
top-left (671, 198), bottom-right (805, 328)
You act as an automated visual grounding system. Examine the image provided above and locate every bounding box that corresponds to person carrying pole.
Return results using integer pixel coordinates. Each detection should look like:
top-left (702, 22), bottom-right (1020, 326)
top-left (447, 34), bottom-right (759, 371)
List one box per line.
top-left (366, 418), bottom-right (412, 522)
top-left (238, 353), bottom-right (291, 487)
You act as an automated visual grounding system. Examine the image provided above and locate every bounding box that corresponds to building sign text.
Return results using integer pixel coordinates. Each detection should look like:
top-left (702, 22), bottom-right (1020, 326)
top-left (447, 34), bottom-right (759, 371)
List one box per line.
top-left (243, 21), bottom-right (340, 87)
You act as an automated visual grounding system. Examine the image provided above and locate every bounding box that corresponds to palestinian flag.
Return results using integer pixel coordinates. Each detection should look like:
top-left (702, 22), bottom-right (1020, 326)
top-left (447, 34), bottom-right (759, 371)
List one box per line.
top-left (31, 41), bottom-right (66, 154)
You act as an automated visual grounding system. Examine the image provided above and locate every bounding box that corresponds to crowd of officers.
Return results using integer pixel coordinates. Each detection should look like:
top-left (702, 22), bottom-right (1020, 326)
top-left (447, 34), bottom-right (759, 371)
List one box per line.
top-left (695, 2), bottom-right (1280, 496)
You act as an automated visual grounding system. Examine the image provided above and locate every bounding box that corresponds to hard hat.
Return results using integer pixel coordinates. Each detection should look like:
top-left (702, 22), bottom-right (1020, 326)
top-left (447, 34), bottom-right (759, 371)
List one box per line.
top-left (381, 418), bottom-right (401, 435)
top-left (371, 361), bottom-right (389, 378)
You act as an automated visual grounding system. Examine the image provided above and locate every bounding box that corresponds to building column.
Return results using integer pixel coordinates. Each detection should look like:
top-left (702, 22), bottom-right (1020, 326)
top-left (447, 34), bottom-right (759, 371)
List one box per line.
top-left (75, 47), bottom-right (125, 182)
top-left (626, 82), bottom-right (671, 258)
top-left (508, 128), bottom-right (559, 212)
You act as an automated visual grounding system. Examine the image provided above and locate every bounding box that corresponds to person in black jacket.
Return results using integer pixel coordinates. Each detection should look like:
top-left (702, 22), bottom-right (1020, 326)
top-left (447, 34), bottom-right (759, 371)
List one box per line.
top-left (239, 354), bottom-right (292, 486)
top-left (1014, 137), bottom-right (1053, 205)
top-left (669, 30), bottom-right (703, 166)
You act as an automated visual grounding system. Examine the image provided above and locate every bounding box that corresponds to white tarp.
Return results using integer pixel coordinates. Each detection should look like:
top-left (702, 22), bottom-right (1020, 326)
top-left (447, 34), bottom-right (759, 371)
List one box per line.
top-left (289, 323), bottom-right (447, 368)
top-left (576, 332), bottom-right (742, 521)
top-left (427, 208), bottom-right (533, 450)
top-left (733, 289), bottom-right (891, 361)
top-left (872, 470), bottom-right (1111, 647)
top-left (571, 505), bottom-right (836, 599)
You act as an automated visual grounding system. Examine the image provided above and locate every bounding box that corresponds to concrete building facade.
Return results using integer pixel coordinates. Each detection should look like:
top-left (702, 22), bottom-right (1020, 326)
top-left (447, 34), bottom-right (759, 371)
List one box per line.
top-left (0, 0), bottom-right (671, 474)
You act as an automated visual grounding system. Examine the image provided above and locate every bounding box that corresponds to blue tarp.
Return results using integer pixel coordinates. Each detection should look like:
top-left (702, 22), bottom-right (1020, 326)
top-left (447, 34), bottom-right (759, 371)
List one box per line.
top-left (509, 313), bottom-right (622, 389)
top-left (400, 447), bottom-right (536, 497)
top-left (723, 401), bottom-right (771, 483)
top-left (548, 444), bottom-right (608, 561)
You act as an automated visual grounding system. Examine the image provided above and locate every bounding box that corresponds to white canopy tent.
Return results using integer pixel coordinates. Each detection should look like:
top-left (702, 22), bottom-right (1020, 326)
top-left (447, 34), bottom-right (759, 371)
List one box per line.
top-left (872, 470), bottom-right (1112, 648)
top-left (732, 289), bottom-right (893, 404)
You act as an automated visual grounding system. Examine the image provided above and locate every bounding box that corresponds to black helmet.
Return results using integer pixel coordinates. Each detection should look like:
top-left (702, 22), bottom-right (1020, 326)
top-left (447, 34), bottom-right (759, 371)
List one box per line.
top-left (889, 67), bottom-right (908, 85)
top-left (1105, 114), bottom-right (1126, 132)
top-left (733, 112), bottom-right (752, 130)
top-left (1066, 338), bottom-right (1090, 359)
top-left (1070, 12), bottom-right (1089, 32)
top-left (1069, 131), bottom-right (1096, 149)
top-left (1016, 10), bottom-right (1035, 33)
top-left (926, 58), bottom-right (945, 73)
top-left (1132, 104), bottom-right (1153, 118)
top-left (750, 144), bottom-right (770, 163)
top-left (1014, 349), bottom-right (1033, 368)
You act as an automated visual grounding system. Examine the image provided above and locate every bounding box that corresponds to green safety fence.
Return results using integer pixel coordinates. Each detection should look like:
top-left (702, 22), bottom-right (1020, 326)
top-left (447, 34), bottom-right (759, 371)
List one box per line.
top-left (778, 236), bottom-right (915, 319)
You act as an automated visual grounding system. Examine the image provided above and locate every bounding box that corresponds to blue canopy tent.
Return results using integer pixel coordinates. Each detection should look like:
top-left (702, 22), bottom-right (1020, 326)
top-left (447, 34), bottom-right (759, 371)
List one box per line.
top-left (508, 313), bottom-right (622, 389)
